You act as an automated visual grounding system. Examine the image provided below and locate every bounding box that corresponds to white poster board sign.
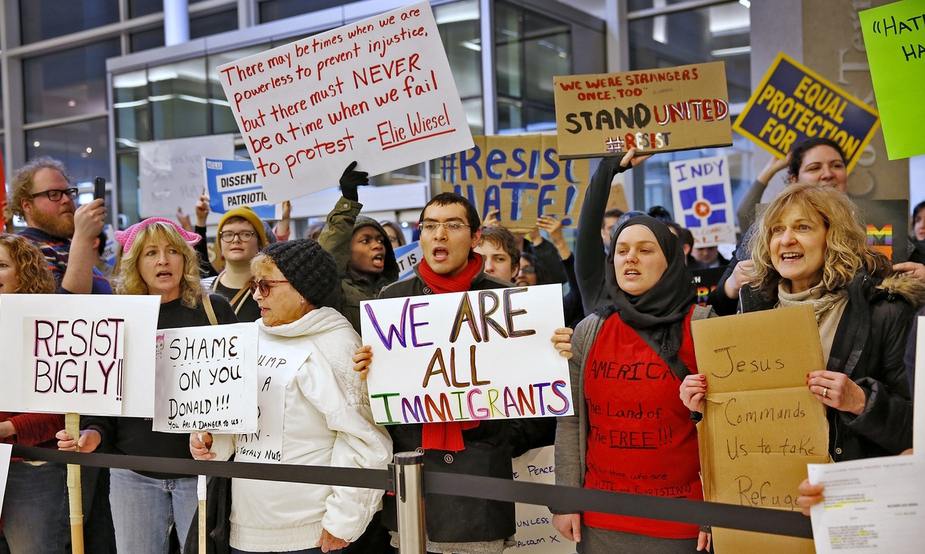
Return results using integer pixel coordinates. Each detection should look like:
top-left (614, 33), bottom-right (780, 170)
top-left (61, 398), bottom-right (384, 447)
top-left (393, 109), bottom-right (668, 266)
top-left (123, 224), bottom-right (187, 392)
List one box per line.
top-left (393, 240), bottom-right (422, 280)
top-left (154, 322), bottom-right (259, 433)
top-left (0, 295), bottom-right (160, 417)
top-left (507, 446), bottom-right (576, 553)
top-left (216, 1), bottom-right (474, 203)
top-left (359, 284), bottom-right (572, 425)
top-left (139, 134), bottom-right (235, 217)
top-left (669, 155), bottom-right (736, 248)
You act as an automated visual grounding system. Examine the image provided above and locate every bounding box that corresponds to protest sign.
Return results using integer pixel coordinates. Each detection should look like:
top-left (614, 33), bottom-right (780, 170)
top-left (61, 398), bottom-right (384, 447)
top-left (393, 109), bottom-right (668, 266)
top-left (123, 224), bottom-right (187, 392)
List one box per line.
top-left (553, 62), bottom-right (732, 159)
top-left (692, 305), bottom-right (828, 553)
top-left (691, 267), bottom-right (725, 307)
top-left (0, 295), bottom-right (160, 417)
top-left (860, 0), bottom-right (925, 160)
top-left (154, 323), bottom-right (258, 433)
top-left (139, 134), bottom-right (235, 218)
top-left (359, 284), bottom-right (572, 425)
top-left (438, 135), bottom-right (590, 231)
top-left (393, 240), bottom-right (422, 280)
top-left (217, 2), bottom-right (473, 203)
top-left (669, 156), bottom-right (735, 247)
top-left (733, 52), bottom-right (879, 173)
top-left (510, 446), bottom-right (575, 554)
top-left (204, 158), bottom-right (276, 220)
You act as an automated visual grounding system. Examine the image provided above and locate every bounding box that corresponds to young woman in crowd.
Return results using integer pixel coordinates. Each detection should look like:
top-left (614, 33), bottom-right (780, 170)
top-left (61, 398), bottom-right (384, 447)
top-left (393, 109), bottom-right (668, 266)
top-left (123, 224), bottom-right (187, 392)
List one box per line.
top-left (318, 162), bottom-right (399, 332)
top-left (682, 184), bottom-right (920, 462)
top-left (380, 220), bottom-right (407, 250)
top-left (190, 239), bottom-right (392, 554)
top-left (910, 200), bottom-right (925, 263)
top-left (0, 234), bottom-right (69, 553)
top-left (553, 215), bottom-right (711, 553)
top-left (56, 217), bottom-right (237, 554)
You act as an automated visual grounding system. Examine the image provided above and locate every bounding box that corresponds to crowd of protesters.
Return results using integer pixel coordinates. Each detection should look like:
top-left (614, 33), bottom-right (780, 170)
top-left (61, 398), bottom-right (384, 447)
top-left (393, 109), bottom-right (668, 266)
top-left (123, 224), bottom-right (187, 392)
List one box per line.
top-left (0, 136), bottom-right (921, 553)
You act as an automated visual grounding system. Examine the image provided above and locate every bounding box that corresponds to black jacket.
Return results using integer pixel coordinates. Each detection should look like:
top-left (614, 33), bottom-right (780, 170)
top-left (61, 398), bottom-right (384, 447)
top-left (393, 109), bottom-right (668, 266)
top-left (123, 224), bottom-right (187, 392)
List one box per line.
top-left (743, 270), bottom-right (922, 461)
top-left (378, 267), bottom-right (556, 542)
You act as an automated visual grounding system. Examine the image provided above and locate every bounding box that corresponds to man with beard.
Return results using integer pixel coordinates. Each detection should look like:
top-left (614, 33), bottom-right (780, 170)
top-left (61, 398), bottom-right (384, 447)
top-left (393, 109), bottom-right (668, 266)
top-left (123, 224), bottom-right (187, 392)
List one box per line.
top-left (11, 158), bottom-right (108, 294)
top-left (354, 192), bottom-right (571, 553)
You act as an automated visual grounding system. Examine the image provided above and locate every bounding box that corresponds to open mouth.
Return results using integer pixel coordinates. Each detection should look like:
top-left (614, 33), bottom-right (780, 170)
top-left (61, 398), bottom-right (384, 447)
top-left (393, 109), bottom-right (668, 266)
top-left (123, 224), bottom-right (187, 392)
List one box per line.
top-left (780, 252), bottom-right (803, 262)
top-left (623, 268), bottom-right (641, 277)
top-left (432, 247), bottom-right (449, 262)
top-left (155, 271), bottom-right (173, 279)
top-left (371, 253), bottom-right (385, 267)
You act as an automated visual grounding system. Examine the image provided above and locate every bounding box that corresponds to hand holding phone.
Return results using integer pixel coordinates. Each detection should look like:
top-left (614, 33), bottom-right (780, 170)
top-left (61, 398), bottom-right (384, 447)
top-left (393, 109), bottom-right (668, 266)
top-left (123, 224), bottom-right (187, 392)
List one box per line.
top-left (93, 177), bottom-right (106, 202)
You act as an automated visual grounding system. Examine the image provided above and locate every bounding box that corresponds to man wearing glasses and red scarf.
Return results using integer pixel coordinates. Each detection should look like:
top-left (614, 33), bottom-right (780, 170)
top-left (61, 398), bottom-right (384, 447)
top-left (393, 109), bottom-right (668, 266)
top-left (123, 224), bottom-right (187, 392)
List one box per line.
top-left (11, 157), bottom-right (109, 294)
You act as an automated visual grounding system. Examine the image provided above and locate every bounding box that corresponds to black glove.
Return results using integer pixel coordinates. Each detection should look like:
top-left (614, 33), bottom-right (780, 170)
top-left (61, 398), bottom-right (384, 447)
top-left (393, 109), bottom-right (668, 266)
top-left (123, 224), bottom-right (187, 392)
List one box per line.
top-left (339, 161), bottom-right (369, 201)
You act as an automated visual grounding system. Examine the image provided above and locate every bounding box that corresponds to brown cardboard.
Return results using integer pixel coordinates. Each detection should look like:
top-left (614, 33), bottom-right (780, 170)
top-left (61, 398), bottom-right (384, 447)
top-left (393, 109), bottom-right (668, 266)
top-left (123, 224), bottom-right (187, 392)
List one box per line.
top-left (606, 181), bottom-right (629, 213)
top-left (692, 305), bottom-right (829, 553)
top-left (553, 62), bottom-right (733, 159)
top-left (438, 135), bottom-right (590, 231)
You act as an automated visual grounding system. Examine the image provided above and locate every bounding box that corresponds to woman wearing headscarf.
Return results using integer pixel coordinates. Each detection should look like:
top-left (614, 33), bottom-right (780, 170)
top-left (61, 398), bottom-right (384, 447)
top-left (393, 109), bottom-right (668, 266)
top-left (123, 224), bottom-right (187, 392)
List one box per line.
top-left (56, 217), bottom-right (237, 554)
top-left (553, 215), bottom-right (711, 553)
top-left (190, 239), bottom-right (392, 554)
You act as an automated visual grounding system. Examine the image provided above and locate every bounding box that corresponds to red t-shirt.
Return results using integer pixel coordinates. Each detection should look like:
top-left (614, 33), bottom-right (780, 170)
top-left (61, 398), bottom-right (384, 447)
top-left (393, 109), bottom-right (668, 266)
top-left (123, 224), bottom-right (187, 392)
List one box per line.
top-left (582, 308), bottom-right (702, 538)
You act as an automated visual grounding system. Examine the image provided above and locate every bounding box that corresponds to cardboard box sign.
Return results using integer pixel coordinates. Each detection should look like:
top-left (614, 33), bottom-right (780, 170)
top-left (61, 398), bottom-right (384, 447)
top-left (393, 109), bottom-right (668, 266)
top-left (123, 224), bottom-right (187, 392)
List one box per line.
top-left (692, 305), bottom-right (829, 553)
top-left (733, 52), bottom-right (879, 173)
top-left (438, 135), bottom-right (590, 231)
top-left (553, 61), bottom-right (733, 159)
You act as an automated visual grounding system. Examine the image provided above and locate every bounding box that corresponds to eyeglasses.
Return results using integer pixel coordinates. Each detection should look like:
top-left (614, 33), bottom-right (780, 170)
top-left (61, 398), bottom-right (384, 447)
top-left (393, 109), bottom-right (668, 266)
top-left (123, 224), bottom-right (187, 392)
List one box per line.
top-left (420, 221), bottom-right (470, 234)
top-left (249, 279), bottom-right (289, 296)
top-left (30, 187), bottom-right (78, 202)
top-left (219, 230), bottom-right (257, 243)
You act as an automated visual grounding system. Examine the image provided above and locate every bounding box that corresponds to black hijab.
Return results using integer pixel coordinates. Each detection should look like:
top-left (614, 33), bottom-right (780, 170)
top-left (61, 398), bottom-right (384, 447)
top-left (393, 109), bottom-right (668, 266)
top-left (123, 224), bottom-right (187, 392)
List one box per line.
top-left (599, 215), bottom-right (696, 379)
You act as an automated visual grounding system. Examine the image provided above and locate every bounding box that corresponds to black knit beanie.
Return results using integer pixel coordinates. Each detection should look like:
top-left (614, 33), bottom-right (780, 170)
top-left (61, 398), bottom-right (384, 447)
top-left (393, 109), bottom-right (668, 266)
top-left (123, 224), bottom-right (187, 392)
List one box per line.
top-left (261, 239), bottom-right (338, 308)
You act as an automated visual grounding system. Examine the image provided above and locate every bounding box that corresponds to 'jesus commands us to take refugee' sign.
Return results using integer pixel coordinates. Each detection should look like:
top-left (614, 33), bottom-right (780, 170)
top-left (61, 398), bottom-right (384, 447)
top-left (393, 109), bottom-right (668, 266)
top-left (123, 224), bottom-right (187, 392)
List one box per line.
top-left (360, 284), bottom-right (572, 425)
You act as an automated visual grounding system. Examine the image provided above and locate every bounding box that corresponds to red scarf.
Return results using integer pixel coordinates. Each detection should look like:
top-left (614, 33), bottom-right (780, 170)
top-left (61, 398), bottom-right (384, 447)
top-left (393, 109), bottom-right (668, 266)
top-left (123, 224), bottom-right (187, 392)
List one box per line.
top-left (418, 252), bottom-right (483, 451)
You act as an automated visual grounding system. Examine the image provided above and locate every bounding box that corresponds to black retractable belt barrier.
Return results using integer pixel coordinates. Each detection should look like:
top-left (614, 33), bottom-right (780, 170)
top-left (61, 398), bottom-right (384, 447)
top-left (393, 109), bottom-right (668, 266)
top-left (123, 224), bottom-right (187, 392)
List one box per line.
top-left (12, 446), bottom-right (813, 540)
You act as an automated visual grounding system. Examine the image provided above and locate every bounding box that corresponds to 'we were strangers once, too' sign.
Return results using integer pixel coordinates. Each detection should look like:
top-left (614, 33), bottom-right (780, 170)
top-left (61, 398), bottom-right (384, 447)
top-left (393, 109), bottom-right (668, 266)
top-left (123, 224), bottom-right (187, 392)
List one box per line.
top-left (217, 2), bottom-right (473, 203)
top-left (360, 284), bottom-right (572, 425)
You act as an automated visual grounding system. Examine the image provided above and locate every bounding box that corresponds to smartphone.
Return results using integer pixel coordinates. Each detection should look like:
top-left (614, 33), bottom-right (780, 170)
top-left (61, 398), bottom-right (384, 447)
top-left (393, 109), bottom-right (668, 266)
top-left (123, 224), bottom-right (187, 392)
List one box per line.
top-left (93, 177), bottom-right (106, 201)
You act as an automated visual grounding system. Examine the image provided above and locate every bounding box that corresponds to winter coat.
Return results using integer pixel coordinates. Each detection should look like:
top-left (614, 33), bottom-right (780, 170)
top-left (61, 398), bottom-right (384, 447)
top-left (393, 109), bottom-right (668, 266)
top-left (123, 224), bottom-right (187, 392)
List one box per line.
top-left (742, 270), bottom-right (924, 461)
top-left (319, 197), bottom-right (399, 333)
top-left (377, 267), bottom-right (556, 543)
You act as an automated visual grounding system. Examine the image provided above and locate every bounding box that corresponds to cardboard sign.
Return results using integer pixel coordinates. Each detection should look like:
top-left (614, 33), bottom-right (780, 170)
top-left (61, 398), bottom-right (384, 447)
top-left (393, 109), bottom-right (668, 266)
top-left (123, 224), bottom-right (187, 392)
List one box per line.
top-left (692, 305), bottom-right (829, 553)
top-left (393, 240), bottom-right (422, 280)
top-left (691, 267), bottom-right (726, 307)
top-left (204, 159), bottom-right (277, 220)
top-left (510, 446), bottom-right (575, 553)
top-left (553, 62), bottom-right (732, 159)
top-left (139, 135), bottom-right (235, 218)
top-left (360, 284), bottom-right (572, 425)
top-left (860, 0), bottom-right (925, 160)
top-left (670, 156), bottom-right (735, 247)
top-left (438, 135), bottom-right (590, 231)
top-left (153, 322), bottom-right (258, 433)
top-left (0, 295), bottom-right (160, 417)
top-left (217, 2), bottom-right (473, 203)
top-left (733, 52), bottom-right (879, 173)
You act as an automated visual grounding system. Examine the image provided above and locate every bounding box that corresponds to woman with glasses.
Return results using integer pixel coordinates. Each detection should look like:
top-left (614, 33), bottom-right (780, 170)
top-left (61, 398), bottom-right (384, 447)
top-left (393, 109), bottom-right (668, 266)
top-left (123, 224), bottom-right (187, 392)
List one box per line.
top-left (57, 217), bottom-right (236, 554)
top-left (191, 239), bottom-right (391, 554)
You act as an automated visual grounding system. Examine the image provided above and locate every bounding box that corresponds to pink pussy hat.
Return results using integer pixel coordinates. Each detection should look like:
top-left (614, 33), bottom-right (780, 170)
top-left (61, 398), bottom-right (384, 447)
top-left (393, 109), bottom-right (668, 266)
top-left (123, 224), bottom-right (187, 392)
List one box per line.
top-left (115, 217), bottom-right (201, 253)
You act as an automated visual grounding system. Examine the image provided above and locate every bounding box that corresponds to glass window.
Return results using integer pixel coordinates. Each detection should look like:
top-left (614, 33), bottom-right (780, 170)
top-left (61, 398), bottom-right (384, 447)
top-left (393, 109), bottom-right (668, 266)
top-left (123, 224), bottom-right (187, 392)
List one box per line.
top-left (435, 0), bottom-right (482, 100)
top-left (21, 1), bottom-right (119, 44)
top-left (26, 118), bottom-right (110, 183)
top-left (190, 8), bottom-right (238, 39)
top-left (130, 26), bottom-right (166, 52)
top-left (114, 70), bottom-right (152, 150)
top-left (116, 152), bottom-right (140, 225)
top-left (148, 58), bottom-right (209, 140)
top-left (24, 39), bottom-right (121, 123)
top-left (258, 0), bottom-right (344, 23)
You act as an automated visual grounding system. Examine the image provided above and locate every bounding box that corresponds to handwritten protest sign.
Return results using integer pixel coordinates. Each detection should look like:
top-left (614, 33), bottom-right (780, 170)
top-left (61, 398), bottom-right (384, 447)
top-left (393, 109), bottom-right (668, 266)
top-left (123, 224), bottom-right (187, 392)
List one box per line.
top-left (553, 62), bottom-right (732, 159)
top-left (860, 0), bottom-right (925, 159)
top-left (154, 323), bottom-right (258, 433)
top-left (217, 2), bottom-right (473, 203)
top-left (360, 284), bottom-right (571, 425)
top-left (670, 155), bottom-right (735, 247)
top-left (438, 135), bottom-right (590, 231)
top-left (0, 295), bottom-right (159, 417)
top-left (205, 159), bottom-right (276, 220)
top-left (733, 52), bottom-right (879, 172)
top-left (510, 446), bottom-right (575, 553)
top-left (692, 305), bottom-right (828, 553)
top-left (393, 240), bottom-right (422, 280)
top-left (139, 135), bottom-right (235, 218)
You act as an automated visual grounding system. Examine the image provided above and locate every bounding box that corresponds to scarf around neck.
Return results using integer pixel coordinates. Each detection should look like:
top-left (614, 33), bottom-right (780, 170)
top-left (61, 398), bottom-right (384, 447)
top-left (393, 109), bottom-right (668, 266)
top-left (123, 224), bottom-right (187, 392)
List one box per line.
top-left (417, 251), bottom-right (484, 451)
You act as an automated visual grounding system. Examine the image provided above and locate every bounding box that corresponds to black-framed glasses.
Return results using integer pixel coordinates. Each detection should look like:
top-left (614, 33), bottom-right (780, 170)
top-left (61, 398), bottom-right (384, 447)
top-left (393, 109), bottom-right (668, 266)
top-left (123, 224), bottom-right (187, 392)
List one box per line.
top-left (30, 187), bottom-right (78, 202)
top-left (219, 230), bottom-right (257, 243)
top-left (249, 279), bottom-right (289, 296)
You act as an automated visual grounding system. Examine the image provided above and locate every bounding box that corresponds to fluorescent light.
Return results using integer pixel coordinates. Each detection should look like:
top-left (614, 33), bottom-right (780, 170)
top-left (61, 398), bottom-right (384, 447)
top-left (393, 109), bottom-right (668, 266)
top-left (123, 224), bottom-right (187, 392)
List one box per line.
top-left (711, 46), bottom-right (751, 57)
top-left (739, 0), bottom-right (751, 7)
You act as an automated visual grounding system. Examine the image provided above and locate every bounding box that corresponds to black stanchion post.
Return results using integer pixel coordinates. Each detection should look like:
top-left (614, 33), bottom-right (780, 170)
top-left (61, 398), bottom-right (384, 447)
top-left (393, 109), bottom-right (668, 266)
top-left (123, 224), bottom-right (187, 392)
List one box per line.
top-left (392, 452), bottom-right (425, 553)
